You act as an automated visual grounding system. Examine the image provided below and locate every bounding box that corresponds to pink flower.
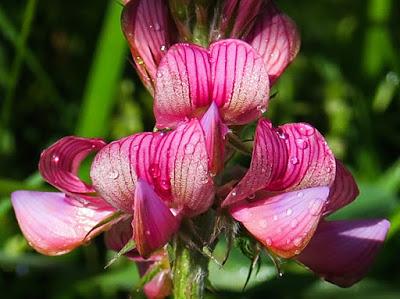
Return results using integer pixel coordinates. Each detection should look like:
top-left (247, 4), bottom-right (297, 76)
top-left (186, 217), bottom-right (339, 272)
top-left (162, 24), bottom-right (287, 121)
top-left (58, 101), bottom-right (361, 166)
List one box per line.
top-left (223, 119), bottom-right (390, 287)
top-left (121, 0), bottom-right (299, 94)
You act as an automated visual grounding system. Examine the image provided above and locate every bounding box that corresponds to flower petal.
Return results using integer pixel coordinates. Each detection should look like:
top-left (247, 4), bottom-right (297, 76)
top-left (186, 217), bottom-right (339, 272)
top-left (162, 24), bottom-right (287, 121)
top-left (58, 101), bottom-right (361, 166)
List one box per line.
top-left (200, 102), bottom-right (228, 175)
top-left (231, 187), bottom-right (330, 258)
top-left (133, 180), bottom-right (180, 258)
top-left (245, 1), bottom-right (300, 83)
top-left (323, 160), bottom-right (359, 215)
top-left (154, 43), bottom-right (211, 128)
top-left (91, 119), bottom-right (214, 216)
top-left (11, 191), bottom-right (115, 256)
top-left (210, 39), bottom-right (269, 125)
top-left (144, 270), bottom-right (172, 299)
top-left (122, 0), bottom-right (175, 93)
top-left (223, 120), bottom-right (335, 206)
top-left (104, 217), bottom-right (139, 259)
top-left (297, 219), bottom-right (390, 287)
top-left (220, 0), bottom-right (264, 38)
top-left (38, 136), bottom-right (106, 194)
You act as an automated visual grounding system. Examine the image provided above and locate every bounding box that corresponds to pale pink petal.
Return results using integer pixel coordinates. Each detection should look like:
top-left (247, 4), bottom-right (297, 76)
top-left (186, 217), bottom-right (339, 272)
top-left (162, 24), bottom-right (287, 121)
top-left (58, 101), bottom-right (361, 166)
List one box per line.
top-left (11, 191), bottom-right (115, 256)
top-left (154, 44), bottom-right (211, 128)
top-left (200, 102), bottom-right (228, 175)
top-left (39, 136), bottom-right (106, 194)
top-left (220, 0), bottom-right (264, 38)
top-left (210, 39), bottom-right (269, 125)
top-left (144, 270), bottom-right (172, 299)
top-left (223, 120), bottom-right (335, 206)
top-left (245, 1), bottom-right (300, 84)
top-left (297, 219), bottom-right (390, 287)
top-left (122, 0), bottom-right (175, 93)
top-left (323, 160), bottom-right (359, 215)
top-left (231, 187), bottom-right (330, 258)
top-left (91, 119), bottom-right (214, 216)
top-left (133, 180), bottom-right (180, 258)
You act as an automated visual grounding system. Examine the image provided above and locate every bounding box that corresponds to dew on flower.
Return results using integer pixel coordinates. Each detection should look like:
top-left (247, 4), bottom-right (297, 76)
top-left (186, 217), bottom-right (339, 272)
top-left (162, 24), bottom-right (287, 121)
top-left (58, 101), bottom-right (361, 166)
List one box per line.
top-left (109, 170), bottom-right (119, 179)
top-left (295, 138), bottom-right (308, 149)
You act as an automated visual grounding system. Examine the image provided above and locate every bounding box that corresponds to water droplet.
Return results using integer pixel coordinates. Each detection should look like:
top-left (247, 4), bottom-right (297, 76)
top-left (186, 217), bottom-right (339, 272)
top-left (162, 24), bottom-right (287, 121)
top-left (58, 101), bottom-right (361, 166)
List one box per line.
top-left (261, 168), bottom-right (266, 173)
top-left (160, 180), bottom-right (170, 191)
top-left (52, 154), bottom-right (59, 163)
top-left (133, 144), bottom-right (139, 151)
top-left (109, 170), bottom-right (119, 179)
top-left (91, 144), bottom-right (96, 149)
top-left (273, 215), bottom-right (279, 221)
top-left (145, 230), bottom-right (151, 236)
top-left (326, 166), bottom-right (332, 173)
top-left (295, 138), bottom-right (308, 149)
top-left (160, 45), bottom-right (167, 52)
top-left (184, 144), bottom-right (194, 154)
top-left (290, 156), bottom-right (299, 165)
top-left (286, 208), bottom-right (293, 216)
top-left (293, 237), bottom-right (302, 247)
top-left (231, 191), bottom-right (237, 197)
top-left (299, 124), bottom-right (315, 136)
top-left (276, 128), bottom-right (288, 140)
top-left (297, 191), bottom-right (304, 198)
top-left (265, 238), bottom-right (272, 246)
top-left (149, 164), bottom-right (160, 178)
top-left (259, 219), bottom-right (267, 228)
top-left (153, 23), bottom-right (161, 31)
top-left (157, 72), bottom-right (163, 78)
top-left (136, 56), bottom-right (144, 65)
top-left (248, 193), bottom-right (256, 199)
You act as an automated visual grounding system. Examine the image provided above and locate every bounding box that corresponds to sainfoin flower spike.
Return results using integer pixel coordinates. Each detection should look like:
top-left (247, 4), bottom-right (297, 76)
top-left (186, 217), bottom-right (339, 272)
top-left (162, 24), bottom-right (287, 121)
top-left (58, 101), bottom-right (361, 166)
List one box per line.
top-left (224, 119), bottom-right (390, 286)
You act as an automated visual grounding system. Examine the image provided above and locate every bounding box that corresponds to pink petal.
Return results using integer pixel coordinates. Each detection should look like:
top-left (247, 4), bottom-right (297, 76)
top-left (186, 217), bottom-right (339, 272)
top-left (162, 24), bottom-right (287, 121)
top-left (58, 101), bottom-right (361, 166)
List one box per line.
top-left (154, 43), bottom-right (211, 128)
top-left (104, 217), bottom-right (139, 259)
top-left (133, 180), bottom-right (180, 258)
top-left (200, 102), bottom-right (228, 175)
top-left (297, 219), bottom-right (390, 287)
top-left (11, 191), bottom-right (115, 256)
top-left (91, 119), bottom-right (214, 216)
top-left (323, 160), bottom-right (359, 215)
top-left (38, 136), bottom-right (106, 194)
top-left (231, 187), bottom-right (330, 258)
top-left (245, 1), bottom-right (300, 84)
top-left (223, 120), bottom-right (335, 206)
top-left (121, 0), bottom-right (174, 93)
top-left (210, 39), bottom-right (269, 125)
top-left (221, 0), bottom-right (264, 38)
top-left (144, 270), bottom-right (172, 299)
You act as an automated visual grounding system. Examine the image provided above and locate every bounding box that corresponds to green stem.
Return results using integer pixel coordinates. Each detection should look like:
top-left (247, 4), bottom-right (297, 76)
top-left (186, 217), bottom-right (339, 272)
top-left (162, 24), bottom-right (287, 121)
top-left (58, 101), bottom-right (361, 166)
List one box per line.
top-left (172, 235), bottom-right (209, 299)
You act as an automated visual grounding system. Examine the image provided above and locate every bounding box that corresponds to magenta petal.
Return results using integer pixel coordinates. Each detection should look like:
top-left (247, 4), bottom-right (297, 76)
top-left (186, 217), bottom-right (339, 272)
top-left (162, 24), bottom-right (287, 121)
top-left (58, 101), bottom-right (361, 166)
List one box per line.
top-left (11, 191), bottom-right (115, 255)
top-left (104, 217), bottom-right (139, 259)
top-left (91, 120), bottom-right (214, 215)
top-left (122, 0), bottom-right (174, 93)
top-left (297, 219), bottom-right (390, 287)
top-left (245, 1), bottom-right (300, 83)
top-left (210, 39), bottom-right (269, 125)
top-left (133, 180), bottom-right (179, 258)
top-left (154, 44), bottom-right (211, 128)
top-left (323, 160), bottom-right (359, 215)
top-left (221, 0), bottom-right (264, 37)
top-left (223, 120), bottom-right (335, 206)
top-left (200, 102), bottom-right (228, 175)
top-left (144, 270), bottom-right (172, 299)
top-left (231, 187), bottom-right (330, 258)
top-left (38, 136), bottom-right (106, 194)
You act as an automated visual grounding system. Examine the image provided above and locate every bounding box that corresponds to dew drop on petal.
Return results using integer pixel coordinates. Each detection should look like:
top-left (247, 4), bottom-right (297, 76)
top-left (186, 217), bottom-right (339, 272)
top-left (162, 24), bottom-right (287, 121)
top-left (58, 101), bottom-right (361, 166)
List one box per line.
top-left (52, 154), bottom-right (59, 163)
top-left (276, 128), bottom-right (288, 140)
top-left (286, 208), bottom-right (293, 216)
top-left (153, 23), bottom-right (161, 31)
top-left (297, 191), bottom-right (304, 198)
top-left (160, 180), bottom-right (171, 191)
top-left (160, 45), bottom-right (167, 52)
top-left (265, 238), bottom-right (273, 246)
top-left (149, 164), bottom-right (161, 178)
top-left (109, 170), bottom-right (119, 180)
top-left (157, 72), bottom-right (163, 78)
top-left (145, 230), bottom-right (151, 236)
top-left (248, 193), bottom-right (256, 199)
top-left (295, 138), bottom-right (308, 149)
top-left (290, 156), bottom-right (299, 165)
top-left (231, 191), bottom-right (237, 197)
top-left (299, 124), bottom-right (315, 136)
top-left (273, 214), bottom-right (279, 221)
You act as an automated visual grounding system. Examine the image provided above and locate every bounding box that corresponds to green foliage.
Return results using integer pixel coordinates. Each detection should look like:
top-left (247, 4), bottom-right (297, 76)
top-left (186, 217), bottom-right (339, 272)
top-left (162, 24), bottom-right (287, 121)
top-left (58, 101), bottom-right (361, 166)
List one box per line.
top-left (0, 0), bottom-right (399, 298)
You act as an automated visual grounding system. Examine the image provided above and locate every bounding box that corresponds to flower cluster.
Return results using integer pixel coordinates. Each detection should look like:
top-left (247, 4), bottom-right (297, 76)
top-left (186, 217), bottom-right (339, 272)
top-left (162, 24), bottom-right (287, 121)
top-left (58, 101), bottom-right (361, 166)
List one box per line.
top-left (11, 0), bottom-right (389, 298)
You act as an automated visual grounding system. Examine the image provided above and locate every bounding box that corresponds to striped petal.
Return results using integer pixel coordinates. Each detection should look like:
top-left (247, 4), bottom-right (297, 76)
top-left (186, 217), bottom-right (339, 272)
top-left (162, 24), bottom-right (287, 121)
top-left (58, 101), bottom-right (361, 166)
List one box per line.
top-left (223, 120), bottom-right (335, 206)
top-left (210, 39), bottom-right (269, 125)
top-left (11, 191), bottom-right (115, 256)
top-left (297, 219), bottom-right (390, 287)
top-left (38, 136), bottom-right (106, 194)
top-left (323, 160), bottom-right (359, 215)
top-left (134, 180), bottom-right (180, 257)
top-left (122, 0), bottom-right (175, 93)
top-left (91, 119), bottom-right (214, 216)
top-left (154, 43), bottom-right (211, 128)
top-left (245, 1), bottom-right (300, 84)
top-left (231, 187), bottom-right (330, 258)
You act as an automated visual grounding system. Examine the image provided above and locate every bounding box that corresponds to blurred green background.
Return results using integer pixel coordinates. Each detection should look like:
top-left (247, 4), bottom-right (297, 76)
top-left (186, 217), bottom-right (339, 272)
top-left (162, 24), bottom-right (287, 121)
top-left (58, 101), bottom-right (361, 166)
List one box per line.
top-left (0, 0), bottom-right (399, 298)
